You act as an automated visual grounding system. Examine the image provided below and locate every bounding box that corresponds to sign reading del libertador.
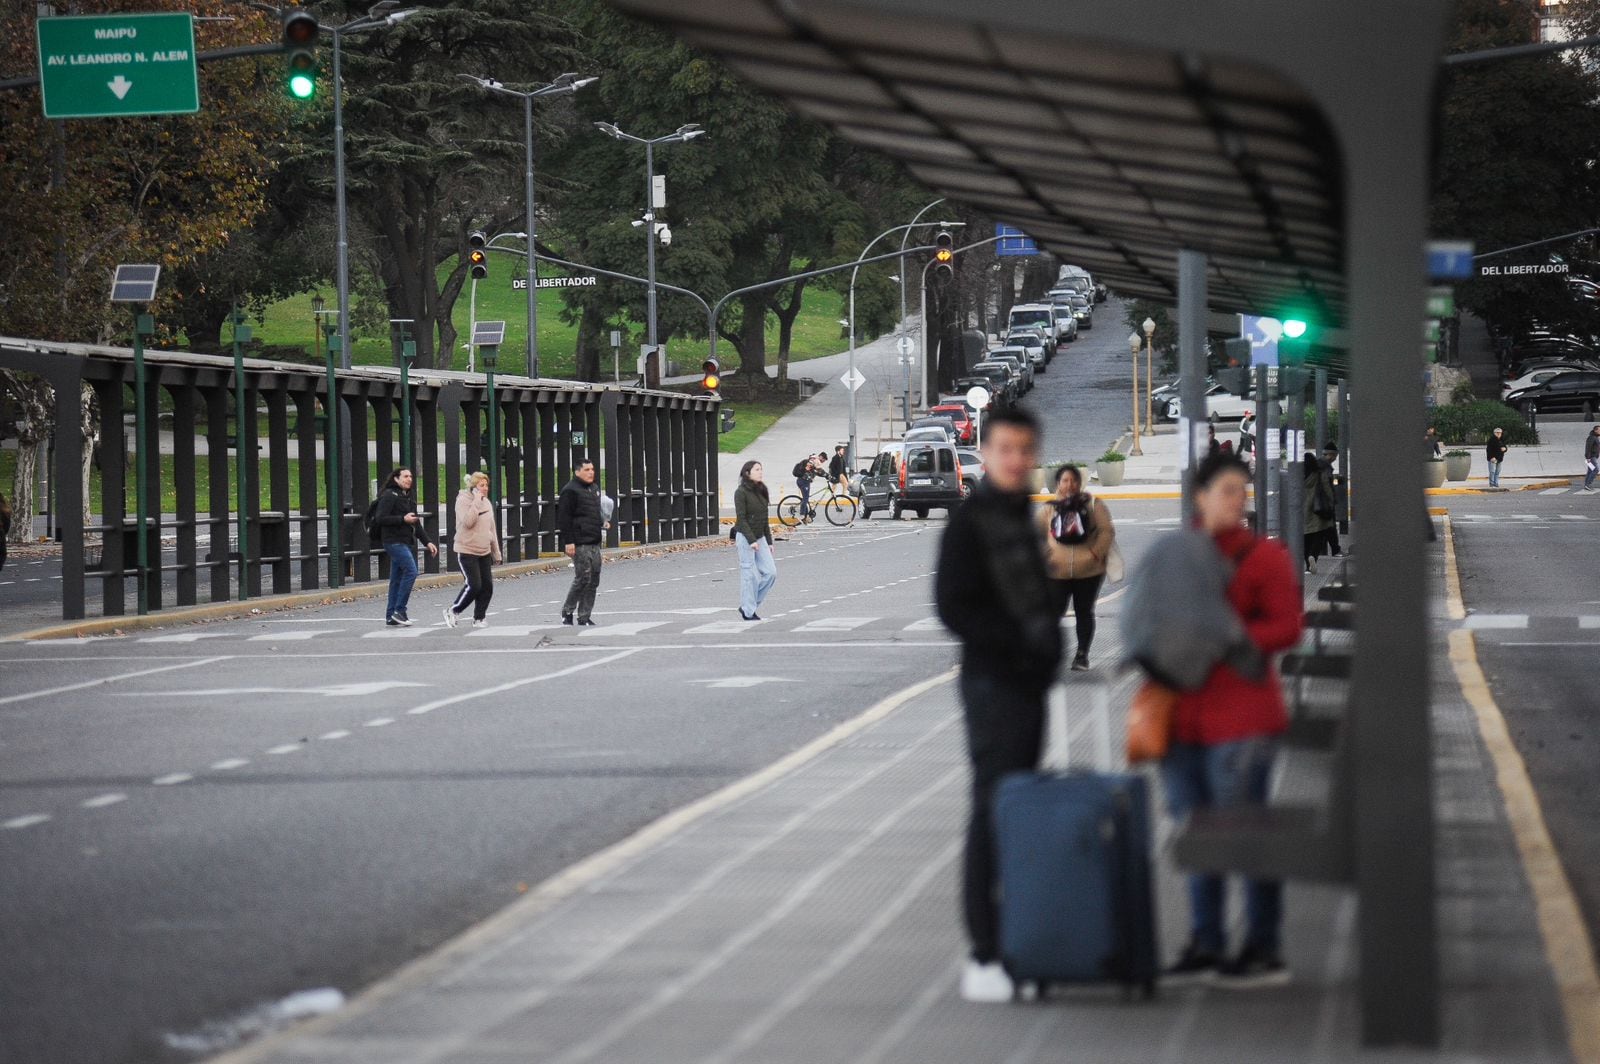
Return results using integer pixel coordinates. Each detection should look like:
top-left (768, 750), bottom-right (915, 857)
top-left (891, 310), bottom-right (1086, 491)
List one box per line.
top-left (511, 276), bottom-right (599, 290)
top-left (36, 13), bottom-right (199, 120)
top-left (1477, 261), bottom-right (1571, 278)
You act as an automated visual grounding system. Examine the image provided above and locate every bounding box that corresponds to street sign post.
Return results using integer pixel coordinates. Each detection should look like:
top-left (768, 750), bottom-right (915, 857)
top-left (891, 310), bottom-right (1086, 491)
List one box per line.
top-left (37, 13), bottom-right (199, 119)
top-left (896, 335), bottom-right (914, 356)
top-left (840, 367), bottom-right (866, 392)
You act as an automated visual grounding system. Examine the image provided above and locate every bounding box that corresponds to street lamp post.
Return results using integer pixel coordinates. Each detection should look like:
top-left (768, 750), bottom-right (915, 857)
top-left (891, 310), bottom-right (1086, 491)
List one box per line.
top-left (459, 73), bottom-right (596, 380)
top-left (898, 198), bottom-right (945, 416)
top-left (1127, 332), bottom-right (1144, 456)
top-left (1142, 316), bottom-right (1156, 437)
top-left (593, 121), bottom-right (706, 384)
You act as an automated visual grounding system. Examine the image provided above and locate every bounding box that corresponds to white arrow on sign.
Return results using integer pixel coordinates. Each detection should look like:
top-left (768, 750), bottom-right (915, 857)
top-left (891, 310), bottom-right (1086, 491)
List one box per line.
top-left (896, 335), bottom-right (914, 356)
top-left (841, 367), bottom-right (866, 392)
top-left (108, 75), bottom-right (133, 99)
top-left (689, 676), bottom-right (795, 689)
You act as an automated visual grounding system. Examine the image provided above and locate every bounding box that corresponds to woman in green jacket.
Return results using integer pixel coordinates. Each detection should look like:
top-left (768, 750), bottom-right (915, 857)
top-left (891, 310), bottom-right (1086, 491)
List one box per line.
top-left (733, 460), bottom-right (777, 620)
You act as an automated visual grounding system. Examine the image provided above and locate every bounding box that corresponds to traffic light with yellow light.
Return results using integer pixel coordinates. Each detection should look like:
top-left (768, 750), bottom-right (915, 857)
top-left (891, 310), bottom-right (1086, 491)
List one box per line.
top-left (282, 9), bottom-right (319, 100)
top-left (932, 230), bottom-right (955, 284)
top-left (700, 358), bottom-right (721, 397)
top-left (468, 250), bottom-right (489, 280)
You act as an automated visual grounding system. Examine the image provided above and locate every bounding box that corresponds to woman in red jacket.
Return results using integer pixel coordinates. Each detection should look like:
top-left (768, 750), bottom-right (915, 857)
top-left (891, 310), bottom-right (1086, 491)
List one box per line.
top-left (1163, 453), bottom-right (1304, 988)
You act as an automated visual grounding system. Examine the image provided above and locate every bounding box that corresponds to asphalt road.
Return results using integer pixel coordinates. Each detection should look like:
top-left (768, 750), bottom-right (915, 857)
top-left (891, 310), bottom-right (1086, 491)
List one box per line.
top-left (1446, 489), bottom-right (1600, 946)
top-left (1018, 299), bottom-right (1144, 462)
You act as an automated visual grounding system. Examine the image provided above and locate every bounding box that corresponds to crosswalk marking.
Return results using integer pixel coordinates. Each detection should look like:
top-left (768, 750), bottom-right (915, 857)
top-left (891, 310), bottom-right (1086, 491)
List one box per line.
top-left (466, 625), bottom-right (563, 637)
top-left (580, 621), bottom-right (665, 637)
top-left (1463, 614), bottom-right (1529, 630)
top-left (362, 627), bottom-right (434, 638)
top-left (139, 632), bottom-right (232, 644)
top-left (1541, 487), bottom-right (1572, 495)
top-left (902, 618), bottom-right (944, 632)
top-left (1581, 617), bottom-right (1600, 629)
top-left (248, 629), bottom-right (343, 642)
top-left (793, 616), bottom-right (876, 632)
top-left (684, 620), bottom-right (764, 634)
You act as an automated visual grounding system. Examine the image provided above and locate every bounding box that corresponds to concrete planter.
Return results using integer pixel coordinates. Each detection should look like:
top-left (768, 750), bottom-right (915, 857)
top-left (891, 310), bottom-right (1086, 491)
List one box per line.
top-left (1096, 459), bottom-right (1126, 487)
top-left (1444, 453), bottom-right (1472, 482)
top-left (1424, 459), bottom-right (1447, 488)
top-left (1028, 468), bottom-right (1047, 493)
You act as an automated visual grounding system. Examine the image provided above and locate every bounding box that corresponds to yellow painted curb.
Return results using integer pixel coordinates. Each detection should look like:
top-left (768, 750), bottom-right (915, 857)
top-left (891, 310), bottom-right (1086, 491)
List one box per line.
top-left (1442, 517), bottom-right (1600, 1062)
top-left (207, 667), bottom-right (959, 1064)
top-left (1426, 478), bottom-right (1571, 495)
top-left (10, 538), bottom-right (724, 643)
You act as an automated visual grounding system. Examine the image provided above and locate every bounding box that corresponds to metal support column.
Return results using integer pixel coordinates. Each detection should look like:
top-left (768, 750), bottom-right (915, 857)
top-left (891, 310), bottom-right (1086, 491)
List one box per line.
top-left (1315, 367), bottom-right (1330, 450)
top-left (1176, 249), bottom-right (1208, 524)
top-left (230, 304), bottom-right (250, 601)
top-left (1285, 369), bottom-right (1306, 590)
top-left (1255, 364), bottom-right (1270, 534)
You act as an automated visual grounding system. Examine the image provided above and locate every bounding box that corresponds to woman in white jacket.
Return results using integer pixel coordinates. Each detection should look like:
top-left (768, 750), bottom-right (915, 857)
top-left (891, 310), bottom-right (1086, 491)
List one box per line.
top-left (445, 471), bottom-right (501, 629)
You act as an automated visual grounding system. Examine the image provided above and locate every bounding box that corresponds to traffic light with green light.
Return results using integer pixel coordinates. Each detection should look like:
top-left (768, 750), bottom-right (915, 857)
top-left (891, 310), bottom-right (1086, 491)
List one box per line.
top-left (282, 9), bottom-right (319, 100)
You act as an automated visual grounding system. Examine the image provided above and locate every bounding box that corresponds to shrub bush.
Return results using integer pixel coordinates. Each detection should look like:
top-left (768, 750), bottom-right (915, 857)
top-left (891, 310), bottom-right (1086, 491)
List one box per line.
top-left (1098, 450), bottom-right (1126, 463)
top-left (1450, 380), bottom-right (1478, 406)
top-left (1430, 401), bottom-right (1538, 446)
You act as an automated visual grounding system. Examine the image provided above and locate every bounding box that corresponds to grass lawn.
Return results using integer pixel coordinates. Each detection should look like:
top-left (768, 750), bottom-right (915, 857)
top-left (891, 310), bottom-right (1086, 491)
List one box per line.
top-left (248, 261), bottom-right (853, 379)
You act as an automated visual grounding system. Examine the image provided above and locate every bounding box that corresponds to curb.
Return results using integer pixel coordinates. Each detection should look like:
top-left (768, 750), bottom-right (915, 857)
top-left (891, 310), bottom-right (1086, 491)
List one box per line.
top-left (1426, 478), bottom-right (1571, 495)
top-left (8, 537), bottom-right (725, 643)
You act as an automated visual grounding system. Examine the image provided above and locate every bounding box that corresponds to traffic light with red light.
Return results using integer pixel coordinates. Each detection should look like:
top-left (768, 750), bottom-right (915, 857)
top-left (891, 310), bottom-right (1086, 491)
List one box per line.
top-left (700, 358), bottom-right (721, 397)
top-left (282, 9), bottom-right (319, 100)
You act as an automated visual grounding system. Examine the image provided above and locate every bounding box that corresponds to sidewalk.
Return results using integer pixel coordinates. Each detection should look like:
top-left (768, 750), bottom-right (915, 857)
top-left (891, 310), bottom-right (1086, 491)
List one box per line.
top-left (216, 540), bottom-right (1575, 1064)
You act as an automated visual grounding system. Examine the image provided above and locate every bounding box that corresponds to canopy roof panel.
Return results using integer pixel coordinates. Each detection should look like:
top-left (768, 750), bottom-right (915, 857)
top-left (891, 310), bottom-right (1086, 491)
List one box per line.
top-left (612, 0), bottom-right (1346, 325)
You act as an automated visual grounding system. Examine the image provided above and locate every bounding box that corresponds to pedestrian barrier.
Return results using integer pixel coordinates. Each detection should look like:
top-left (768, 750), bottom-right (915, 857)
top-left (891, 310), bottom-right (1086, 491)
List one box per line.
top-left (0, 338), bottom-right (719, 620)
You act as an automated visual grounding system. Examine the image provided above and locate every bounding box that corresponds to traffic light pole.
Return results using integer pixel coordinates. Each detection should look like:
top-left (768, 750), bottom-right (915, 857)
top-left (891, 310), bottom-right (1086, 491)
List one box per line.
top-left (523, 94), bottom-right (540, 379)
top-left (644, 140), bottom-right (659, 386)
top-left (230, 304), bottom-right (250, 601)
top-left (132, 312), bottom-right (153, 616)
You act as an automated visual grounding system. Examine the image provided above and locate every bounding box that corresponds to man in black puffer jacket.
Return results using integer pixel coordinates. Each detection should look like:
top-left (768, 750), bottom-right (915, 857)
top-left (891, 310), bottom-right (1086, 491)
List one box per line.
top-left (556, 458), bottom-right (606, 626)
top-left (935, 405), bottom-right (1061, 1004)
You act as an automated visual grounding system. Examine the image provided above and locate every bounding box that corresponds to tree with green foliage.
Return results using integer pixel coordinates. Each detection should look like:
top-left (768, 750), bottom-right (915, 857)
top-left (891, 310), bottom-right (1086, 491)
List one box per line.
top-left (1433, 0), bottom-right (1600, 336)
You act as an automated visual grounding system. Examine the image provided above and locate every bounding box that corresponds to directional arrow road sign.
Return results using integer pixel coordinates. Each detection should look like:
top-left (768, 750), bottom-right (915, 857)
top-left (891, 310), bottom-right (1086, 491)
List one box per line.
top-left (36, 13), bottom-right (199, 119)
top-left (841, 367), bottom-right (866, 392)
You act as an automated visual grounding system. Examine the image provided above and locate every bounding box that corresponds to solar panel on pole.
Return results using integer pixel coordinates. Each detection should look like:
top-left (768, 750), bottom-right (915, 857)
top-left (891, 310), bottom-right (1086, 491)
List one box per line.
top-left (111, 264), bottom-right (160, 303)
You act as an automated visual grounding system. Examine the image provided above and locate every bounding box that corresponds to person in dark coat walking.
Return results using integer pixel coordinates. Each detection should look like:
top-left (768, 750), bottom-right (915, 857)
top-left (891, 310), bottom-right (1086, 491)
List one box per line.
top-left (1583, 426), bottom-right (1599, 492)
top-left (1302, 452), bottom-right (1335, 573)
top-left (732, 460), bottom-right (777, 619)
top-left (1486, 427), bottom-right (1508, 488)
top-left (0, 491), bottom-right (11, 573)
top-left (935, 405), bottom-right (1062, 1004)
top-left (374, 468), bottom-right (438, 626)
top-left (556, 458), bottom-right (606, 626)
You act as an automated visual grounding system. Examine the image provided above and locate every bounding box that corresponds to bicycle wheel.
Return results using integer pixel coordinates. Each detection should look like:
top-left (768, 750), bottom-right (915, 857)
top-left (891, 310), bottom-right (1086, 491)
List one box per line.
top-left (824, 493), bottom-right (858, 526)
top-left (776, 495), bottom-right (805, 528)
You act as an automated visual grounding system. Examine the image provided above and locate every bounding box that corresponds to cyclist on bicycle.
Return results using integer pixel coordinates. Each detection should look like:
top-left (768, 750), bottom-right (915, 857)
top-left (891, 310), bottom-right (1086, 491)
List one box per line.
top-left (792, 452), bottom-right (827, 519)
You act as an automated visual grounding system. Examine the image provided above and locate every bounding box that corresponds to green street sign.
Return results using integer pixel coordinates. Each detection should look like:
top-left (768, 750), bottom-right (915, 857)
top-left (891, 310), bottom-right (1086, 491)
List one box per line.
top-left (1426, 286), bottom-right (1455, 319)
top-left (37, 13), bottom-right (199, 119)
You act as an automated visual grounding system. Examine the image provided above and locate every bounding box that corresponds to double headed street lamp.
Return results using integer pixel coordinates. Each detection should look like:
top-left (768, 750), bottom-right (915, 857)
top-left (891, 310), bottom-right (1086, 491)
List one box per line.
top-left (459, 72), bottom-right (597, 380)
top-left (1126, 331), bottom-right (1144, 456)
top-left (1142, 316), bottom-right (1156, 437)
top-left (593, 121), bottom-right (707, 383)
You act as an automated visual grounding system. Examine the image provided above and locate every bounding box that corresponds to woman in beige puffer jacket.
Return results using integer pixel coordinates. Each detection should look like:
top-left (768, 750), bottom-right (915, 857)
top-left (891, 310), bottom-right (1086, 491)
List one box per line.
top-left (1035, 463), bottom-right (1115, 671)
top-left (445, 471), bottom-right (502, 629)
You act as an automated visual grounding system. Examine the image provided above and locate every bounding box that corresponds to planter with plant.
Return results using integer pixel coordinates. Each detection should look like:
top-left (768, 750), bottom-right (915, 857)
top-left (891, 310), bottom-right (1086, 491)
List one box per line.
top-left (1443, 449), bottom-right (1472, 482)
top-left (1425, 456), bottom-right (1447, 488)
top-left (1096, 449), bottom-right (1127, 487)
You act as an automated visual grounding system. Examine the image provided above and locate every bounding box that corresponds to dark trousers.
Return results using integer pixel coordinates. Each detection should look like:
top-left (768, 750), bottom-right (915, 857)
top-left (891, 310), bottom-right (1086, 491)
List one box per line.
top-left (562, 543), bottom-right (602, 620)
top-left (383, 542), bottom-right (418, 619)
top-left (1051, 574), bottom-right (1105, 657)
top-left (959, 670), bottom-right (1046, 963)
top-left (451, 552), bottom-right (494, 621)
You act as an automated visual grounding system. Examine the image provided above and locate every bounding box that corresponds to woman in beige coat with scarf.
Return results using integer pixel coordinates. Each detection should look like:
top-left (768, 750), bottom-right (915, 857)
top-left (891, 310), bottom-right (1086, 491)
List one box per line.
top-left (1037, 463), bottom-right (1115, 671)
top-left (445, 471), bottom-right (502, 629)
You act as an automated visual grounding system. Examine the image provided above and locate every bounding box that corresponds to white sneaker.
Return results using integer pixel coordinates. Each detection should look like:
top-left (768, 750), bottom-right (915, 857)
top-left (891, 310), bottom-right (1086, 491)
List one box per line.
top-left (443, 607), bottom-right (458, 629)
top-left (960, 959), bottom-right (1014, 1003)
top-left (472, 619), bottom-right (488, 629)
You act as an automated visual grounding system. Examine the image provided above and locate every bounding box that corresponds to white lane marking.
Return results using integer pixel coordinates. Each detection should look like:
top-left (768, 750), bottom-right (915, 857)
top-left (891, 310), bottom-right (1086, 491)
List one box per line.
top-left (683, 620), bottom-right (764, 634)
top-left (266, 743), bottom-right (302, 755)
top-left (465, 625), bottom-right (563, 637)
top-left (902, 618), bottom-right (944, 632)
top-left (590, 607), bottom-right (726, 616)
top-left (361, 628), bottom-right (435, 638)
top-left (2, 814), bottom-right (50, 830)
top-left (210, 758), bottom-right (249, 771)
top-left (1582, 617), bottom-right (1600, 629)
top-left (248, 629), bottom-right (344, 642)
top-left (364, 717), bottom-right (395, 728)
top-left (152, 773), bottom-right (193, 786)
top-left (579, 621), bottom-right (665, 637)
top-left (792, 616), bottom-right (877, 632)
top-left (139, 632), bottom-right (233, 644)
top-left (405, 648), bottom-right (640, 716)
top-left (81, 793), bottom-right (127, 809)
top-left (319, 730), bottom-right (350, 741)
top-left (1464, 614), bottom-right (1530, 630)
top-left (1541, 487), bottom-right (1572, 495)
top-left (0, 656), bottom-right (230, 707)
top-left (122, 681), bottom-right (429, 699)
top-left (688, 676), bottom-right (794, 689)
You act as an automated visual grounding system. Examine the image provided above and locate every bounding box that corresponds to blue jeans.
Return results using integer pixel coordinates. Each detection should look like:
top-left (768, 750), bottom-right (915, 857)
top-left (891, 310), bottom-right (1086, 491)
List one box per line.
top-left (1587, 461), bottom-right (1597, 490)
top-left (736, 532), bottom-right (776, 615)
top-left (1488, 459), bottom-right (1501, 487)
top-left (798, 477), bottom-right (814, 517)
top-left (1161, 737), bottom-right (1283, 954)
top-left (384, 542), bottom-right (418, 619)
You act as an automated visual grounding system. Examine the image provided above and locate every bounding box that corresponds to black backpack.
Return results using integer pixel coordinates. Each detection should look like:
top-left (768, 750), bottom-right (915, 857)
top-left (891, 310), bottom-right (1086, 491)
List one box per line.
top-left (792, 460), bottom-right (809, 479)
top-left (363, 494), bottom-right (383, 541)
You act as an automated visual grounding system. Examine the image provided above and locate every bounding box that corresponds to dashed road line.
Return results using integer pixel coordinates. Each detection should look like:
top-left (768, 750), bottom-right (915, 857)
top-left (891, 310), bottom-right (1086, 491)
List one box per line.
top-left (2, 814), bottom-right (51, 830)
top-left (152, 773), bottom-right (193, 786)
top-left (210, 758), bottom-right (250, 771)
top-left (80, 793), bottom-right (127, 809)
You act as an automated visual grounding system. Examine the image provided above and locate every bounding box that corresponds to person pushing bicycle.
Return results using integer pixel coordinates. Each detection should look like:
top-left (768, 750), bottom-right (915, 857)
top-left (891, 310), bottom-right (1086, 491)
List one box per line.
top-left (792, 452), bottom-right (828, 519)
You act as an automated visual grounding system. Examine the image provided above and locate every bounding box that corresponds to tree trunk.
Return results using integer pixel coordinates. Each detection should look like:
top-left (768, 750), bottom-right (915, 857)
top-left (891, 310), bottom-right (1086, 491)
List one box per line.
top-left (997, 263), bottom-right (1018, 327)
top-left (574, 304), bottom-right (606, 382)
top-left (2, 371), bottom-right (52, 544)
top-left (732, 295), bottom-right (769, 398)
top-left (80, 383), bottom-right (98, 526)
top-left (769, 277), bottom-right (810, 388)
top-left (11, 440), bottom-right (39, 543)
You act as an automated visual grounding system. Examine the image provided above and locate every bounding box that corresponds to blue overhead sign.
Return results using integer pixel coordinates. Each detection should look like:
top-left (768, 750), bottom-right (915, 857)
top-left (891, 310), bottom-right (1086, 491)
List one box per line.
top-left (1426, 240), bottom-right (1475, 280)
top-left (1239, 314), bottom-right (1281, 367)
top-left (995, 224), bottom-right (1038, 257)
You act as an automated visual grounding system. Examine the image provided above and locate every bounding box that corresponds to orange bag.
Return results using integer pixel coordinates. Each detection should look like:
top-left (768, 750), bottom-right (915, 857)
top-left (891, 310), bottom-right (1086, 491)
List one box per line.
top-left (1125, 680), bottom-right (1179, 763)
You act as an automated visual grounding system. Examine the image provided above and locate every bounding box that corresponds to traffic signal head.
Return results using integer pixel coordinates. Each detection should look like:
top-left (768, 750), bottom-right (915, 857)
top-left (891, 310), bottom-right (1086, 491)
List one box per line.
top-left (468, 249), bottom-right (489, 280)
top-left (467, 230), bottom-right (487, 249)
top-left (933, 230), bottom-right (955, 282)
top-left (1281, 318), bottom-right (1308, 339)
top-left (700, 358), bottom-right (721, 396)
top-left (282, 9), bottom-right (319, 100)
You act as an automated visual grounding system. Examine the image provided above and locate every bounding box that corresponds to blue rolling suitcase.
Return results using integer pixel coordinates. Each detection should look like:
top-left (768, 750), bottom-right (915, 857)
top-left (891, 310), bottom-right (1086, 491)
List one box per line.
top-left (992, 770), bottom-right (1158, 998)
